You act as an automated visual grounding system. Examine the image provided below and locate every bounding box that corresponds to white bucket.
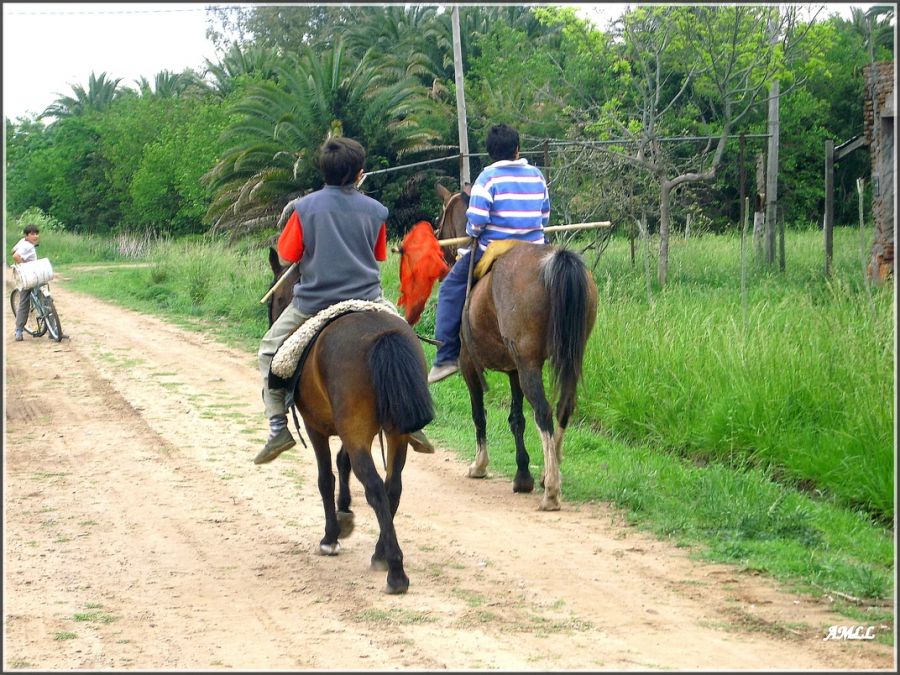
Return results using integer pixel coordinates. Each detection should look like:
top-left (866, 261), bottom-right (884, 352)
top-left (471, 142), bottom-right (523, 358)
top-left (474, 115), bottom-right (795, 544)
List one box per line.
top-left (14, 258), bottom-right (54, 291)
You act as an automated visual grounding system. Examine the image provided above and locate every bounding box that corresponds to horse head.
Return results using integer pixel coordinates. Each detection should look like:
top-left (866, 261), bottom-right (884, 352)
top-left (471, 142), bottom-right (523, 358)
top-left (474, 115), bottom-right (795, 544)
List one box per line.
top-left (434, 182), bottom-right (470, 265)
top-left (267, 247), bottom-right (300, 327)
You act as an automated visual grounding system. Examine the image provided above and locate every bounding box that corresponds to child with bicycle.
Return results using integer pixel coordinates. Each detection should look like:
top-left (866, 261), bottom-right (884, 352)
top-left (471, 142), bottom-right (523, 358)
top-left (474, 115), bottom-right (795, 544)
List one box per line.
top-left (11, 224), bottom-right (40, 341)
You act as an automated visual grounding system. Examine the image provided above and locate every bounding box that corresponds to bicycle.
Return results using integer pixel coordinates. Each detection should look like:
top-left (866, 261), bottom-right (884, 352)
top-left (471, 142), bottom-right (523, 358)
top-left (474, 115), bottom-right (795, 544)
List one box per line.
top-left (9, 272), bottom-right (64, 342)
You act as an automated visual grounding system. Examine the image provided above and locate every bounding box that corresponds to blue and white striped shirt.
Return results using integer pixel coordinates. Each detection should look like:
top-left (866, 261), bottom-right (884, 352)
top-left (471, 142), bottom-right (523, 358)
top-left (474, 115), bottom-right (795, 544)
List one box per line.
top-left (466, 158), bottom-right (549, 251)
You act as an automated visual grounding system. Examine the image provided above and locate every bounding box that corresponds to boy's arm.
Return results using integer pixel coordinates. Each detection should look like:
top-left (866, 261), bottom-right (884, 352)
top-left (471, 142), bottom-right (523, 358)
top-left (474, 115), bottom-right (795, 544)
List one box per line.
top-left (541, 183), bottom-right (550, 227)
top-left (374, 223), bottom-right (387, 261)
top-left (465, 179), bottom-right (492, 237)
top-left (277, 210), bottom-right (305, 263)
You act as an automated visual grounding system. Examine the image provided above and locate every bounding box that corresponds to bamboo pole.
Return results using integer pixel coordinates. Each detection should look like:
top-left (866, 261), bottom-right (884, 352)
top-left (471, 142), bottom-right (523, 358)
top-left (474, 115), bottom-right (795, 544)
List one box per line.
top-left (435, 221), bottom-right (613, 248)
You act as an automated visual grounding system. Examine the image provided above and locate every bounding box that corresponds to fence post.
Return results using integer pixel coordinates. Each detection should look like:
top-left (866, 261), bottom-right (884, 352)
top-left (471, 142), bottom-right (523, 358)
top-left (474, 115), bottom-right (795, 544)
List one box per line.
top-left (824, 139), bottom-right (834, 277)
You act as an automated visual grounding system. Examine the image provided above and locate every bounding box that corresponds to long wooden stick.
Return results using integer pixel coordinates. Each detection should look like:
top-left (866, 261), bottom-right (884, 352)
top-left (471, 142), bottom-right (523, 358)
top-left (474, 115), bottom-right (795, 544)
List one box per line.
top-left (436, 221), bottom-right (612, 247)
top-left (259, 262), bottom-right (297, 305)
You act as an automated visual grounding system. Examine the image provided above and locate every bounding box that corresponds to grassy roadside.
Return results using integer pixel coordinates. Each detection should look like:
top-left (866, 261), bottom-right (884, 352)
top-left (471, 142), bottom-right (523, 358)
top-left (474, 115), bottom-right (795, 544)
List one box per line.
top-left (24, 227), bottom-right (895, 638)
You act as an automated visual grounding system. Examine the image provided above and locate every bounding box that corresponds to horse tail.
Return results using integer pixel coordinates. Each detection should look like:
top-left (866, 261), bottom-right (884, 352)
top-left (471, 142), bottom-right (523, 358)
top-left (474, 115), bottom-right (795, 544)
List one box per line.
top-left (369, 331), bottom-right (435, 434)
top-left (541, 248), bottom-right (592, 425)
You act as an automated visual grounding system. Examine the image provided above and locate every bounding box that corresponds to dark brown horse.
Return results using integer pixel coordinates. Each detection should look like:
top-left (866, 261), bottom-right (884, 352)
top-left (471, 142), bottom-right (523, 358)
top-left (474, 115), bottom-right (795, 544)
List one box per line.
top-left (267, 248), bottom-right (434, 593)
top-left (433, 186), bottom-right (598, 511)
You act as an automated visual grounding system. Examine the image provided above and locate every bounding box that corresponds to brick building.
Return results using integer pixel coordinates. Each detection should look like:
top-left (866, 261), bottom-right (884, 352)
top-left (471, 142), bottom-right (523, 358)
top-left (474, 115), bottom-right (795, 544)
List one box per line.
top-left (863, 61), bottom-right (895, 284)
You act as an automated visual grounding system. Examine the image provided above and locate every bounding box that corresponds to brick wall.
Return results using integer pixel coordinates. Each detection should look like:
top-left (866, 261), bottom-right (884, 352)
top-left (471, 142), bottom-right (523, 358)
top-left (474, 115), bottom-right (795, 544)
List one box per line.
top-left (863, 61), bottom-right (895, 284)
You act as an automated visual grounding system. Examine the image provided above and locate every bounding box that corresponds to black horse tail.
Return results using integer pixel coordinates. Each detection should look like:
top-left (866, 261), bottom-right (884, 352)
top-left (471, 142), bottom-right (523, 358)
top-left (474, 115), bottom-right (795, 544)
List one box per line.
top-left (369, 331), bottom-right (434, 434)
top-left (541, 248), bottom-right (592, 427)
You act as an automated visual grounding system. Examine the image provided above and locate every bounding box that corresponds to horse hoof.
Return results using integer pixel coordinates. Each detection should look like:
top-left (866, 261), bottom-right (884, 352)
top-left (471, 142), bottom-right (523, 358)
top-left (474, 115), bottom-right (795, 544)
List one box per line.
top-left (370, 558), bottom-right (389, 571)
top-left (337, 510), bottom-right (355, 538)
top-left (319, 541), bottom-right (341, 556)
top-left (539, 499), bottom-right (561, 512)
top-left (384, 574), bottom-right (410, 595)
top-left (513, 477), bottom-right (534, 493)
top-left (467, 465), bottom-right (487, 479)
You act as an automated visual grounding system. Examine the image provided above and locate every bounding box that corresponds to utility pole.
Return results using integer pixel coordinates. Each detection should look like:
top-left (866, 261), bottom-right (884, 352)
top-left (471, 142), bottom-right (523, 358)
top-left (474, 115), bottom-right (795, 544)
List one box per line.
top-left (764, 12), bottom-right (781, 267)
top-left (451, 6), bottom-right (471, 186)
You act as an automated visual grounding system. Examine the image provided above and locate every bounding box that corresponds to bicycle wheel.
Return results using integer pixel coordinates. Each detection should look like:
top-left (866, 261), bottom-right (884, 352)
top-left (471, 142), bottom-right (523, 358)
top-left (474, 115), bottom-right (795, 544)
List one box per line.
top-left (9, 289), bottom-right (46, 337)
top-left (42, 296), bottom-right (63, 342)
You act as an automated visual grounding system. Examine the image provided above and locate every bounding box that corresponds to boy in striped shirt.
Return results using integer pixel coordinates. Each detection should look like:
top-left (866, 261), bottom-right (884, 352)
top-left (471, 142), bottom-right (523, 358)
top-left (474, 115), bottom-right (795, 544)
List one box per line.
top-left (428, 123), bottom-right (550, 384)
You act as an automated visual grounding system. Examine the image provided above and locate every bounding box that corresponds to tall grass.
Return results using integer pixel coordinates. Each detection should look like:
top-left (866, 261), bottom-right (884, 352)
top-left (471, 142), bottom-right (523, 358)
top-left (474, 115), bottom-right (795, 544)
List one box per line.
top-left (581, 228), bottom-right (894, 521)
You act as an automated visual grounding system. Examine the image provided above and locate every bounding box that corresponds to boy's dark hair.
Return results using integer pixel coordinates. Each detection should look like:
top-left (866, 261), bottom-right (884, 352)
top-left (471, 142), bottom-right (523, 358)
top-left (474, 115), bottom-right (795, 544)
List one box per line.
top-left (23, 224), bottom-right (40, 236)
top-left (319, 137), bottom-right (366, 187)
top-left (486, 124), bottom-right (519, 161)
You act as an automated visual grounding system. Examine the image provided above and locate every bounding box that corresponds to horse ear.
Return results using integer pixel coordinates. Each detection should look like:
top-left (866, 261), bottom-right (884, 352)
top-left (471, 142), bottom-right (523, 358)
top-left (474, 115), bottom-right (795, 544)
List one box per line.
top-left (268, 247), bottom-right (282, 275)
top-left (435, 182), bottom-right (452, 204)
top-left (460, 186), bottom-right (471, 206)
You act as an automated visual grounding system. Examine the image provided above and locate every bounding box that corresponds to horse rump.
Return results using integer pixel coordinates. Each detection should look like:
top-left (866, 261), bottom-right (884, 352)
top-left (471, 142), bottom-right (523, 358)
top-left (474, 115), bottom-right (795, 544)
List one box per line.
top-left (368, 330), bottom-right (434, 434)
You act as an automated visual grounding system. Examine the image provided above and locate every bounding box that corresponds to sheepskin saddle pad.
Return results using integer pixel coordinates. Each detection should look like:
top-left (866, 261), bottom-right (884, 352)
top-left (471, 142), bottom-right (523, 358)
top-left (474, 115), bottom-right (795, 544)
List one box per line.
top-left (270, 297), bottom-right (401, 380)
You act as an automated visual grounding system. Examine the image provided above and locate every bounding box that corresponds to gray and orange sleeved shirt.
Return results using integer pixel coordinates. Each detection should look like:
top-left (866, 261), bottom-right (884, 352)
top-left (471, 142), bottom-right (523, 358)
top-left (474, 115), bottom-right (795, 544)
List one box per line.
top-left (277, 185), bottom-right (388, 315)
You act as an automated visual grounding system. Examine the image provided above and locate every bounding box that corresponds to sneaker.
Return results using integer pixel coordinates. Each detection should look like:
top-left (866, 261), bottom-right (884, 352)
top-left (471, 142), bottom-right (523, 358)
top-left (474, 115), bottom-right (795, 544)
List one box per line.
top-left (14, 331), bottom-right (23, 342)
top-left (427, 361), bottom-right (459, 384)
top-left (253, 427), bottom-right (296, 465)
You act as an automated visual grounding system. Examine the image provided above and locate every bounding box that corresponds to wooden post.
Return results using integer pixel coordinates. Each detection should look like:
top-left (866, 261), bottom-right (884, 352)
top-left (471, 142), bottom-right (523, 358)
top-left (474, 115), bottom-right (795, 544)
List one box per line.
top-left (543, 139), bottom-right (550, 183)
top-left (739, 133), bottom-right (746, 232)
top-left (765, 78), bottom-right (780, 266)
top-left (451, 6), bottom-right (470, 187)
top-left (778, 206), bottom-right (785, 272)
top-left (754, 153), bottom-right (766, 258)
top-left (824, 139), bottom-right (834, 277)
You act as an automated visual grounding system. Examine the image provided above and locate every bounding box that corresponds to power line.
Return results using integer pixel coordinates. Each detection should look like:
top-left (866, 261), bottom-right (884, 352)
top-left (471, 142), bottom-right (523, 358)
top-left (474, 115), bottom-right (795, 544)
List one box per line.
top-left (6, 5), bottom-right (228, 16)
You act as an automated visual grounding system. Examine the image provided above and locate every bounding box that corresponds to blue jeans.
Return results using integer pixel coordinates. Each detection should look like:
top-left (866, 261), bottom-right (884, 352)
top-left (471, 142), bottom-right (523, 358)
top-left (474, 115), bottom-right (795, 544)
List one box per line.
top-left (433, 247), bottom-right (484, 365)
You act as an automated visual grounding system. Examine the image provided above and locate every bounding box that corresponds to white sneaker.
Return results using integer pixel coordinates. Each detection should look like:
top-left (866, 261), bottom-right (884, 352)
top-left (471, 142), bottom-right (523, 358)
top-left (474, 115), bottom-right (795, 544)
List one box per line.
top-left (427, 362), bottom-right (459, 384)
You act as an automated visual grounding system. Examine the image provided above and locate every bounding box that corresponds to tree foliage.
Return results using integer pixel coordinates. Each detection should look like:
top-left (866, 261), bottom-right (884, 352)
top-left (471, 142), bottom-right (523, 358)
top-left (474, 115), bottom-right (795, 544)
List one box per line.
top-left (4, 4), bottom-right (892, 245)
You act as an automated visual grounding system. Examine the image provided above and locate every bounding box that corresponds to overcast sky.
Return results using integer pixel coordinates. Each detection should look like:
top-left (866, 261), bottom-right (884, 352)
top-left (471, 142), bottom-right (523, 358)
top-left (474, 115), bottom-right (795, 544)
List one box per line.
top-left (1, 2), bottom-right (886, 122)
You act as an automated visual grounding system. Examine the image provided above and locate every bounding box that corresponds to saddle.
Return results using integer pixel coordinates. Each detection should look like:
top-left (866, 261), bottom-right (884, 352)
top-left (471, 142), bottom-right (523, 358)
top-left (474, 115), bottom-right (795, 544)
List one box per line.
top-left (268, 298), bottom-right (400, 390)
top-left (473, 239), bottom-right (528, 280)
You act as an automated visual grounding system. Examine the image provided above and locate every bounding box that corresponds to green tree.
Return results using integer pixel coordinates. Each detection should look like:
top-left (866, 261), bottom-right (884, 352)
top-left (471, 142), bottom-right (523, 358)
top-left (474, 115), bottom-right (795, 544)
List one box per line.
top-left (202, 43), bottom-right (282, 97)
top-left (203, 39), bottom-right (442, 236)
top-left (134, 69), bottom-right (205, 99)
top-left (129, 97), bottom-right (236, 234)
top-left (40, 71), bottom-right (126, 120)
top-left (5, 117), bottom-right (54, 217)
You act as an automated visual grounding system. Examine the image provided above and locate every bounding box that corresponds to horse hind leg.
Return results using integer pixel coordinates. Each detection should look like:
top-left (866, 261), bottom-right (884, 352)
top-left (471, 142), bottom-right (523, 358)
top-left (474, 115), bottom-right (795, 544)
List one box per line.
top-left (462, 359), bottom-right (489, 478)
top-left (507, 372), bottom-right (534, 493)
top-left (371, 434), bottom-right (408, 572)
top-left (335, 446), bottom-right (354, 539)
top-left (309, 428), bottom-right (342, 555)
top-left (518, 366), bottom-right (561, 511)
top-left (347, 447), bottom-right (409, 594)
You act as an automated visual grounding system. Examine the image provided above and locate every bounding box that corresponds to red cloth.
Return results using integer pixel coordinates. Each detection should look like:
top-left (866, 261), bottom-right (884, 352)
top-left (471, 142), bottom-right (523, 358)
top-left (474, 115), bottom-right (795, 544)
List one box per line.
top-left (397, 221), bottom-right (449, 325)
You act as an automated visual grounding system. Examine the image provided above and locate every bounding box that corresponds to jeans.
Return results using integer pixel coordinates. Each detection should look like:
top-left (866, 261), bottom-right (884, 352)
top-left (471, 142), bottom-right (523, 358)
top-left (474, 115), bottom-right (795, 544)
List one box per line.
top-left (433, 247), bottom-right (484, 366)
top-left (258, 303), bottom-right (310, 418)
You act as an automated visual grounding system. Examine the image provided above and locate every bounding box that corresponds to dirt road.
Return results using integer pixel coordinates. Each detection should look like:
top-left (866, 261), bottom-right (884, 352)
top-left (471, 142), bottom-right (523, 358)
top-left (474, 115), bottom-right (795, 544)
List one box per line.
top-left (3, 272), bottom-right (894, 670)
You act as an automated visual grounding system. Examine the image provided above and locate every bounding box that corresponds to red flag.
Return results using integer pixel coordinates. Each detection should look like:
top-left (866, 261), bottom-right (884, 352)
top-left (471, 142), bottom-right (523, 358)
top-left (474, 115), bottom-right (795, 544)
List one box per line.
top-left (397, 221), bottom-right (450, 325)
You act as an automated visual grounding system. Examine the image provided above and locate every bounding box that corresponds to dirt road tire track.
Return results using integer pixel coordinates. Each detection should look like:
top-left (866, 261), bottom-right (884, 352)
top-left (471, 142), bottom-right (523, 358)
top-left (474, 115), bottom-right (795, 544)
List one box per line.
top-left (3, 273), bottom-right (894, 670)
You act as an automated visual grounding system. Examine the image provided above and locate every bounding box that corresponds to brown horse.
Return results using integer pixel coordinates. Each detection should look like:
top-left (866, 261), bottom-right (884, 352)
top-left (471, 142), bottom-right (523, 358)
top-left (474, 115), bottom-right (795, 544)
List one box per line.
top-left (434, 186), bottom-right (598, 511)
top-left (267, 248), bottom-right (434, 593)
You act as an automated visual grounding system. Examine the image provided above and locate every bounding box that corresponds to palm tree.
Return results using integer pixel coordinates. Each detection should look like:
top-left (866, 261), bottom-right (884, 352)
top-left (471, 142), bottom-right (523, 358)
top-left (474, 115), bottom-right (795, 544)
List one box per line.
top-left (849, 6), bottom-right (896, 61)
top-left (134, 69), bottom-right (203, 98)
top-left (203, 38), bottom-right (443, 235)
top-left (40, 72), bottom-right (125, 119)
top-left (203, 43), bottom-right (281, 97)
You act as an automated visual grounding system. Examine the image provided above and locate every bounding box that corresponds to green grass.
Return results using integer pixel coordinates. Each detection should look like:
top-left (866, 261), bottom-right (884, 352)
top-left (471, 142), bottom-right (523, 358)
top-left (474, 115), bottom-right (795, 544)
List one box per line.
top-left (41, 225), bottom-right (895, 626)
